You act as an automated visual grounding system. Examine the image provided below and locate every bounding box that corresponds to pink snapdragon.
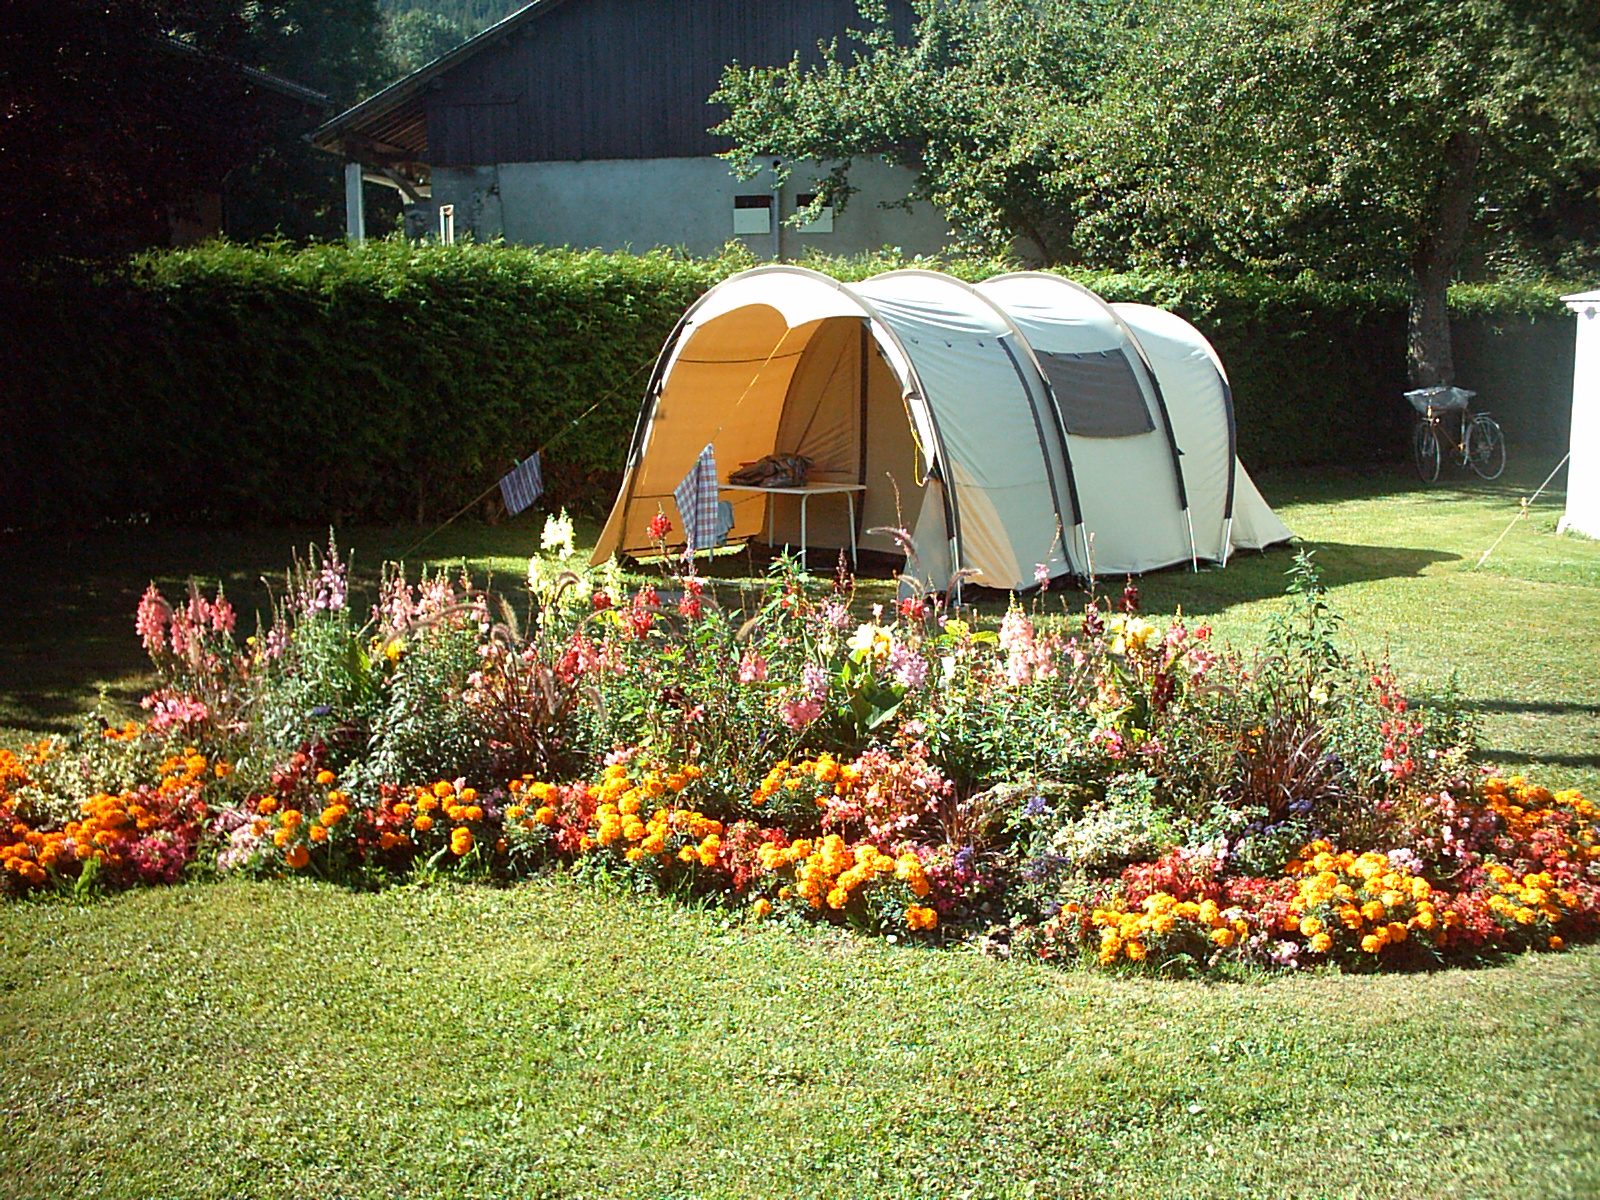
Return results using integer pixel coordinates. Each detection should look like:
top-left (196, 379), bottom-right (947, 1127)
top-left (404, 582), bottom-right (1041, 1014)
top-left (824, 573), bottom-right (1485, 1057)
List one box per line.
top-left (136, 585), bottom-right (170, 656)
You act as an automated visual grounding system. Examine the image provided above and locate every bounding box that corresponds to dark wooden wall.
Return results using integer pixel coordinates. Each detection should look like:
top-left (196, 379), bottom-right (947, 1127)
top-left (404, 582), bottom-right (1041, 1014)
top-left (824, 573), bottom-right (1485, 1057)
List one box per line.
top-left (426, 0), bottom-right (913, 166)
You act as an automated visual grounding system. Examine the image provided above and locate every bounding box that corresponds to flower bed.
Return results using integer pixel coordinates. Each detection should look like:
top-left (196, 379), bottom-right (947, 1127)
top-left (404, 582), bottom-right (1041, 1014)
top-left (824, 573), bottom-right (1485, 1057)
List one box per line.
top-left (3, 519), bottom-right (1595, 976)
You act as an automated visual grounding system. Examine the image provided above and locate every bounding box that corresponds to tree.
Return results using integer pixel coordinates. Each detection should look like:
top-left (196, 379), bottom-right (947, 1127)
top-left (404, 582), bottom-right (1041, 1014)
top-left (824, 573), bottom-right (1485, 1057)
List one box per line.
top-left (714, 0), bottom-right (1600, 386)
top-left (0, 0), bottom-right (389, 261)
top-left (1069, 0), bottom-right (1600, 384)
top-left (0, 0), bottom-right (277, 263)
top-left (384, 8), bottom-right (466, 76)
top-left (711, 0), bottom-right (1110, 263)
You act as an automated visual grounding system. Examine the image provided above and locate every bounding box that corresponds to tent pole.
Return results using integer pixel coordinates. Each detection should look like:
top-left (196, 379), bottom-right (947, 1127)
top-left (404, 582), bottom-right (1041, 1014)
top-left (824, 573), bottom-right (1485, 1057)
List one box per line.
top-left (1184, 508), bottom-right (1198, 572)
top-left (1221, 516), bottom-right (1234, 568)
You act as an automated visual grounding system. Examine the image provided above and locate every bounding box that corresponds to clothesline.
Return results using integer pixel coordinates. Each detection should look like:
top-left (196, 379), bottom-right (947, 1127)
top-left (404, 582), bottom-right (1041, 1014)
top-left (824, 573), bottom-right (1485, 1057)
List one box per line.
top-left (400, 358), bottom-right (656, 561)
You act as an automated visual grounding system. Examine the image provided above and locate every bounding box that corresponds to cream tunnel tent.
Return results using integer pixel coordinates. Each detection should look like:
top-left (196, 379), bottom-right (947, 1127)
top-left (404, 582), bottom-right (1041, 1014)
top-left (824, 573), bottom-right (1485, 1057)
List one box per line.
top-left (592, 266), bottom-right (1291, 590)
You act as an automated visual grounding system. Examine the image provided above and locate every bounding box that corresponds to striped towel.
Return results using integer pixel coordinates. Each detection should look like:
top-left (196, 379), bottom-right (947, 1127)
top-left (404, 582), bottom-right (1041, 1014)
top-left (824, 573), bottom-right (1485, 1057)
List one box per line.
top-left (674, 444), bottom-right (721, 552)
top-left (498, 453), bottom-right (544, 516)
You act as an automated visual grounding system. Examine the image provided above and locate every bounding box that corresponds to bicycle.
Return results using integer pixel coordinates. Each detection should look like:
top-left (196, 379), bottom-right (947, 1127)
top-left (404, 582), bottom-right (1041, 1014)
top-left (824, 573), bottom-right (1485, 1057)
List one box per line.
top-left (1406, 386), bottom-right (1506, 483)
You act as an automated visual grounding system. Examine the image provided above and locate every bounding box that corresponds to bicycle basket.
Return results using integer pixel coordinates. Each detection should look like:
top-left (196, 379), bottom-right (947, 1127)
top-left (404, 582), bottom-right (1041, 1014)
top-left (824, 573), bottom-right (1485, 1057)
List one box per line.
top-left (1405, 386), bottom-right (1474, 414)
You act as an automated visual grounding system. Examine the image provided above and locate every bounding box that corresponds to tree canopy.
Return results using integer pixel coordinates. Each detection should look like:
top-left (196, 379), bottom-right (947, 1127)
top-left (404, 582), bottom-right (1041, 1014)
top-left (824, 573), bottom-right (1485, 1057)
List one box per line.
top-left (713, 0), bottom-right (1600, 383)
top-left (0, 0), bottom-right (388, 261)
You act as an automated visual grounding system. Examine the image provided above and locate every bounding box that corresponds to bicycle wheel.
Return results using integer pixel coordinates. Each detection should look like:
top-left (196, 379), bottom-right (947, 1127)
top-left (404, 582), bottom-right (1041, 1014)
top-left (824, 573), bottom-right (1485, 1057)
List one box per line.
top-left (1412, 420), bottom-right (1440, 482)
top-left (1466, 415), bottom-right (1506, 480)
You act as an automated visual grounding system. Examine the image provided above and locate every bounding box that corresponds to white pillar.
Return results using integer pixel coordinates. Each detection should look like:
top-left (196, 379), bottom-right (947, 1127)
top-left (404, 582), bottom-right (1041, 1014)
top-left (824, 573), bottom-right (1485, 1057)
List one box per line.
top-left (344, 161), bottom-right (365, 243)
top-left (1561, 290), bottom-right (1600, 538)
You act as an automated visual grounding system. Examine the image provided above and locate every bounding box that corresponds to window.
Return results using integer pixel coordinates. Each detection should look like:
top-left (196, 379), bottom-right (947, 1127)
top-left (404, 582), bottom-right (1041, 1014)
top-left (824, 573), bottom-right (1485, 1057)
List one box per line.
top-left (1035, 349), bottom-right (1157, 438)
top-left (733, 194), bottom-right (772, 235)
top-left (796, 193), bottom-right (834, 234)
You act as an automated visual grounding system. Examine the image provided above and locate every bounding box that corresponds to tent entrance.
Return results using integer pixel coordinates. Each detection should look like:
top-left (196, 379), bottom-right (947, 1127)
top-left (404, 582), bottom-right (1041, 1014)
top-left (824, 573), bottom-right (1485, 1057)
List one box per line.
top-left (599, 305), bottom-right (937, 569)
top-left (764, 317), bottom-right (923, 559)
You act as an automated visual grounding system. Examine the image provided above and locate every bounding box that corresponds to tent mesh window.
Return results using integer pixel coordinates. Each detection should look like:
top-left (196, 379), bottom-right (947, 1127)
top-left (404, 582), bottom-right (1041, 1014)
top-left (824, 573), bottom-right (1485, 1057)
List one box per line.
top-left (1036, 349), bottom-right (1156, 438)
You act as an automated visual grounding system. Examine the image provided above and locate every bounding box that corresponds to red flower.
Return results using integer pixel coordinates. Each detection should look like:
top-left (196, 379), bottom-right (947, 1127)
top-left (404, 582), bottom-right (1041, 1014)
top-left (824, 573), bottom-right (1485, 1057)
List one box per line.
top-left (647, 512), bottom-right (672, 541)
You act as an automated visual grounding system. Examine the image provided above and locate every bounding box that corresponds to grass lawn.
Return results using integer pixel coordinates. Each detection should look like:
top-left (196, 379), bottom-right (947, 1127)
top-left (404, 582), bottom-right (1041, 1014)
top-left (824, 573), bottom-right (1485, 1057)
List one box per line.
top-left (3, 877), bottom-right (1599, 1200)
top-left (2, 463), bottom-right (1599, 1198)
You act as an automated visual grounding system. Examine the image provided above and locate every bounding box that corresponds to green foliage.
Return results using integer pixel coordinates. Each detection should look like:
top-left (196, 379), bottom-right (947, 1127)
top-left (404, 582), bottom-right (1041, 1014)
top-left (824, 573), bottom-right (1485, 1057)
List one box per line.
top-left (0, 240), bottom-right (1577, 531)
top-left (382, 6), bottom-right (465, 75)
top-left (2, 240), bottom-right (748, 527)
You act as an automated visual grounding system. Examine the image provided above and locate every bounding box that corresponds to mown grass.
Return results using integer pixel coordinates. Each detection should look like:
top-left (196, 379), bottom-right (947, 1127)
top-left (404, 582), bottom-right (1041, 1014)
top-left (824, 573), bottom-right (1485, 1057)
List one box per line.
top-left (2, 466), bottom-right (1599, 1196)
top-left (2, 876), bottom-right (1598, 1200)
top-left (3, 463), bottom-right (1596, 790)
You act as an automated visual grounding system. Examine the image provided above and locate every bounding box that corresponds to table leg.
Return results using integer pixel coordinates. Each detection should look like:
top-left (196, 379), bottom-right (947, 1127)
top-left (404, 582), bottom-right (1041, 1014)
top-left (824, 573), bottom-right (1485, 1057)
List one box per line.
top-left (847, 492), bottom-right (858, 570)
top-left (799, 493), bottom-right (809, 569)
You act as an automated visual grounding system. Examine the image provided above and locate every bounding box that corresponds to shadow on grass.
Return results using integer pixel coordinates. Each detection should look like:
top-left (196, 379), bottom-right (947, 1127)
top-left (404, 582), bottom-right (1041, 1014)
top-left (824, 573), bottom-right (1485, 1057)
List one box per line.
top-left (1251, 458), bottom-right (1566, 509)
top-left (1465, 698), bottom-right (1600, 716)
top-left (1479, 748), bottom-right (1600, 771)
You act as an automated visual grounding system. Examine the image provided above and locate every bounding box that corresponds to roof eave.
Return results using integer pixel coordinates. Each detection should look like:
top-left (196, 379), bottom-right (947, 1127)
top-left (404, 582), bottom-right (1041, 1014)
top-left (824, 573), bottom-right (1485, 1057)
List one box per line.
top-left (310, 0), bottom-right (569, 156)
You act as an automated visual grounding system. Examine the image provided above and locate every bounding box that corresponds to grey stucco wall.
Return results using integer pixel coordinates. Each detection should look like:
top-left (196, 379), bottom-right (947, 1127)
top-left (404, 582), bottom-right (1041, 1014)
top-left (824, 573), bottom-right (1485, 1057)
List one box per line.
top-left (428, 156), bottom-right (952, 259)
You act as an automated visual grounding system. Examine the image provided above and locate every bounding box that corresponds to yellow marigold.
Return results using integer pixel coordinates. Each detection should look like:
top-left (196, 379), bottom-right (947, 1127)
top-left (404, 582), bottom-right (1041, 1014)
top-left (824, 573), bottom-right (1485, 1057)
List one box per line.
top-left (906, 905), bottom-right (938, 931)
top-left (320, 805), bottom-right (347, 828)
top-left (1549, 935), bottom-right (1565, 950)
top-left (315, 770), bottom-right (336, 786)
top-left (1309, 932), bottom-right (1333, 954)
top-left (450, 827), bottom-right (474, 856)
top-left (1361, 900), bottom-right (1386, 923)
top-left (624, 847), bottom-right (644, 863)
top-left (1385, 921), bottom-right (1407, 943)
top-left (272, 829), bottom-right (290, 848)
top-left (506, 805), bottom-right (525, 820)
top-left (826, 886), bottom-right (850, 910)
top-left (257, 797), bottom-right (278, 815)
top-left (285, 844), bottom-right (310, 870)
top-left (1124, 939), bottom-right (1147, 962)
top-left (309, 825), bottom-right (328, 844)
top-left (1360, 934), bottom-right (1381, 954)
top-left (1299, 916), bottom-right (1323, 938)
top-left (1209, 927), bottom-right (1236, 948)
top-left (432, 781), bottom-right (454, 798)
top-left (414, 814), bottom-right (434, 833)
top-left (751, 898), bottom-right (773, 919)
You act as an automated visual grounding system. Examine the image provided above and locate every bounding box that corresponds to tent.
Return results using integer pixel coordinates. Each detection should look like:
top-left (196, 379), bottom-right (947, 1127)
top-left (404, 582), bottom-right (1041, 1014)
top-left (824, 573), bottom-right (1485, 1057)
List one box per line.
top-left (592, 266), bottom-right (1291, 589)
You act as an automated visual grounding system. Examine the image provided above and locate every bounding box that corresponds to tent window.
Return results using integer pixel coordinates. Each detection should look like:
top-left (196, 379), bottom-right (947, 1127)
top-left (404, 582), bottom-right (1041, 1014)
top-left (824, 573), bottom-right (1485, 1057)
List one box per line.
top-left (1036, 349), bottom-right (1156, 438)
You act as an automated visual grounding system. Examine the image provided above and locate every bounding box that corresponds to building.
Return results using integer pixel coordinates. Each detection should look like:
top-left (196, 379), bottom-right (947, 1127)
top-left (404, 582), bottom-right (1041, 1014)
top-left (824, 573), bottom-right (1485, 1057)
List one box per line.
top-left (310, 0), bottom-right (951, 257)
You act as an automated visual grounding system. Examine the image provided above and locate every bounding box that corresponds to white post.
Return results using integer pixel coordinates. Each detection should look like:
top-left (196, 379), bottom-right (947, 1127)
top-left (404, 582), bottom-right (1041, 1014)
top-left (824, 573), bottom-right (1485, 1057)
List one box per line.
top-left (1560, 289), bottom-right (1600, 538)
top-left (344, 162), bottom-right (365, 244)
top-left (438, 203), bottom-right (455, 245)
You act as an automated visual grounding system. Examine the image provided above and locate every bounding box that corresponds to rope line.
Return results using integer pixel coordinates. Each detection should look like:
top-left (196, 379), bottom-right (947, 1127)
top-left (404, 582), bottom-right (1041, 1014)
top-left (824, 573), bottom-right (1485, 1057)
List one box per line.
top-left (400, 357), bottom-right (657, 561)
top-left (1472, 453), bottom-right (1571, 570)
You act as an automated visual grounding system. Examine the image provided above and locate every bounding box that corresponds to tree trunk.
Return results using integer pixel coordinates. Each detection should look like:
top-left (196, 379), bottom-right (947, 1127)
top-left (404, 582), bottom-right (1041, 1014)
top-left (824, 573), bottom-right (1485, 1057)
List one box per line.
top-left (1406, 130), bottom-right (1484, 388)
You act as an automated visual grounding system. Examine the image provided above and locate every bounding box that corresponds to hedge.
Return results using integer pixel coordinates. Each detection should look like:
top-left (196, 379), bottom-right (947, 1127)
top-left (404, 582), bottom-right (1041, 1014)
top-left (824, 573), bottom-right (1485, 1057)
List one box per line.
top-left (0, 240), bottom-right (1579, 530)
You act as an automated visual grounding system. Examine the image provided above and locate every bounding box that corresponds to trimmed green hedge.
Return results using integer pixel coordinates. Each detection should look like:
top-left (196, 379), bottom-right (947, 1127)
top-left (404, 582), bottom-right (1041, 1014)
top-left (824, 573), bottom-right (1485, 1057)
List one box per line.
top-left (0, 241), bottom-right (1579, 530)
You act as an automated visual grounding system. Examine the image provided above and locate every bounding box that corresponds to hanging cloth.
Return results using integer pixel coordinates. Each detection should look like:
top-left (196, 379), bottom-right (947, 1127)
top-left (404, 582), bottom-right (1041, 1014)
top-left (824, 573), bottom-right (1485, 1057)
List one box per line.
top-left (673, 444), bottom-right (721, 552)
